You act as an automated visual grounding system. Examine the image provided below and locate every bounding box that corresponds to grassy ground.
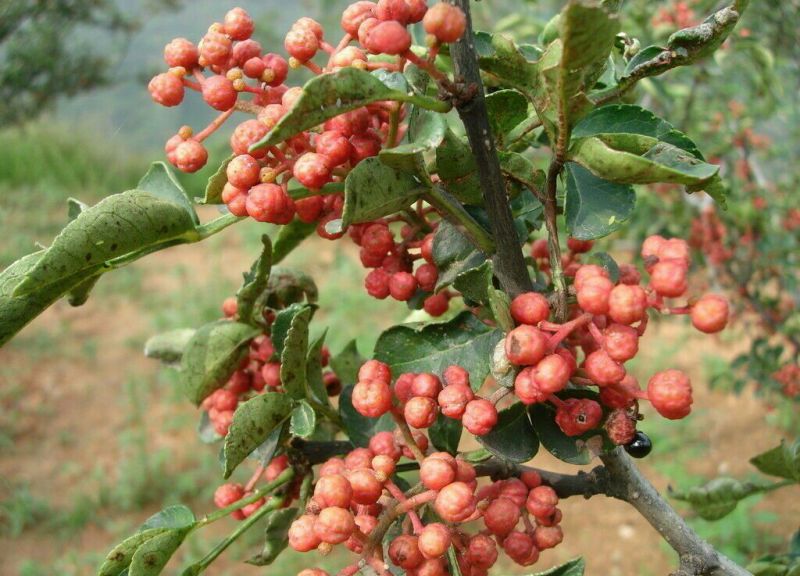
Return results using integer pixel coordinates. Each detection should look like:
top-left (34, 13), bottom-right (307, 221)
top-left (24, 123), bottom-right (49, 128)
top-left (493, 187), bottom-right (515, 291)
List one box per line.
top-left (0, 125), bottom-right (797, 575)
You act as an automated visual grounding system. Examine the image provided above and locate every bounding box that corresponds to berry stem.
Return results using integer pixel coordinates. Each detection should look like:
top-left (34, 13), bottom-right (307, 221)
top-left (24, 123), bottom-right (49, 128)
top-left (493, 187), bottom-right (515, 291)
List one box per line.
top-left (244, 463), bottom-right (266, 492)
top-left (304, 60), bottom-right (324, 75)
top-left (194, 108), bottom-right (236, 142)
top-left (403, 49), bottom-right (449, 83)
top-left (587, 321), bottom-right (605, 347)
top-left (386, 103), bottom-right (402, 149)
top-left (385, 480), bottom-right (425, 533)
top-left (546, 313), bottom-right (593, 352)
top-left (547, 394), bottom-right (567, 409)
top-left (195, 467), bottom-right (294, 529)
top-left (391, 409), bottom-right (427, 462)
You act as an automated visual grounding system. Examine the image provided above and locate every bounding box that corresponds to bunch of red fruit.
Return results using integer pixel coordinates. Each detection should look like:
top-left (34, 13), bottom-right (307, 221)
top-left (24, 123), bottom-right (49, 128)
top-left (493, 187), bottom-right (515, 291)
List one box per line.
top-left (511, 234), bottom-right (730, 444)
top-left (148, 3), bottom-right (468, 314)
top-left (283, 424), bottom-right (565, 574)
top-left (352, 360), bottom-right (499, 436)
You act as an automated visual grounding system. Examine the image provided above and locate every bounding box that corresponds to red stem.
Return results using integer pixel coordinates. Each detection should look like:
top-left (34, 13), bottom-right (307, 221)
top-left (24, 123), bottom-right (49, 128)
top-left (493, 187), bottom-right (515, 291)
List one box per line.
top-left (546, 313), bottom-right (593, 352)
top-left (194, 108), bottom-right (236, 142)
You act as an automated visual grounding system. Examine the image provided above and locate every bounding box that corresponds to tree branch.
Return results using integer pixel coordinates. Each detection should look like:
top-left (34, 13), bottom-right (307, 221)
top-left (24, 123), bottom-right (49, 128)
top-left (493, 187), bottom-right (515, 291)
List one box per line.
top-left (544, 160), bottom-right (569, 322)
top-left (449, 0), bottom-right (533, 298)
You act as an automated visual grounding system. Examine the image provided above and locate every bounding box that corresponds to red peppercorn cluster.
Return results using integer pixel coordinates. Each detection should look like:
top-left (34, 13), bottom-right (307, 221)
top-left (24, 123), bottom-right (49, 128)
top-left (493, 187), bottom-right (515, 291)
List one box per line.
top-left (149, 4), bottom-right (470, 310)
top-left (352, 360), bottom-right (499, 436)
top-left (285, 420), bottom-right (565, 574)
top-left (203, 296), bottom-right (340, 438)
top-left (512, 235), bottom-right (730, 440)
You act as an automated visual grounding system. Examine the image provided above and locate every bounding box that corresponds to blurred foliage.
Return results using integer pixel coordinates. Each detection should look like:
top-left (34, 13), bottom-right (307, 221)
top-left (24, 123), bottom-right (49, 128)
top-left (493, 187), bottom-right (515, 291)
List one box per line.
top-left (0, 0), bottom-right (179, 125)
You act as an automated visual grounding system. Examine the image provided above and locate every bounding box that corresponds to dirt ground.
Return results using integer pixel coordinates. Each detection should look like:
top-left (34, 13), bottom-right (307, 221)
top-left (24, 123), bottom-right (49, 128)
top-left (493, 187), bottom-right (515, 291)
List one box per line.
top-left (0, 227), bottom-right (797, 576)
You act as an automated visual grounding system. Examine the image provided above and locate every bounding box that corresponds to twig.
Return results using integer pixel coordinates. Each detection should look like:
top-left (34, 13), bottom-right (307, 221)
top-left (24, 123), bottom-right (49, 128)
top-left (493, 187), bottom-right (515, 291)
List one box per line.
top-left (544, 160), bottom-right (568, 321)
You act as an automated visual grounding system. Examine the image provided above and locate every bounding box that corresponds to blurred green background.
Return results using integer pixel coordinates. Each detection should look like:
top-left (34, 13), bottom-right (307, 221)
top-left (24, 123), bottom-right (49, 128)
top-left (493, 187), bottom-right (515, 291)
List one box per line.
top-left (0, 1), bottom-right (798, 575)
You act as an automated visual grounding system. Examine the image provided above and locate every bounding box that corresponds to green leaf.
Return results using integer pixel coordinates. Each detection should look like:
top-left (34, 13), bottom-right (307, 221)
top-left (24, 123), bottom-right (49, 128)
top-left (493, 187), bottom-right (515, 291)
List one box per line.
top-left (280, 306), bottom-right (312, 400)
top-left (339, 384), bottom-right (394, 448)
top-left (620, 4), bottom-right (743, 85)
top-left (223, 392), bottom-right (294, 478)
top-left (237, 235), bottom-right (272, 324)
top-left (590, 252), bottom-right (620, 283)
top-left (569, 135), bottom-right (719, 185)
top-left (435, 129), bottom-right (482, 205)
top-left (530, 391), bottom-right (612, 464)
top-left (373, 312), bottom-right (503, 393)
top-left (571, 104), bottom-right (702, 158)
top-left (180, 320), bottom-right (260, 406)
top-left (379, 107), bottom-right (446, 175)
top-left (129, 528), bottom-right (190, 576)
top-left (139, 505), bottom-right (196, 531)
top-left (330, 340), bottom-right (363, 386)
top-left (271, 219), bottom-right (317, 265)
top-left (144, 328), bottom-right (196, 366)
top-left (249, 423), bottom-right (285, 466)
top-left (246, 508), bottom-right (299, 566)
top-left (499, 152), bottom-right (546, 193)
top-left (478, 402), bottom-right (539, 463)
top-left (526, 557), bottom-right (585, 576)
top-left (199, 155), bottom-right (234, 205)
top-left (290, 400), bottom-right (316, 438)
top-left (473, 31), bottom-right (537, 90)
top-left (342, 157), bottom-right (424, 227)
top-left (564, 162), bottom-right (635, 240)
top-left (271, 303), bottom-right (314, 358)
top-left (137, 161), bottom-right (199, 225)
top-left (453, 261), bottom-right (494, 306)
top-left (0, 250), bottom-right (99, 347)
top-left (433, 220), bottom-right (488, 291)
top-left (251, 68), bottom-right (428, 151)
top-left (486, 90), bottom-right (529, 146)
top-left (429, 416), bottom-right (462, 456)
top-left (670, 477), bottom-right (777, 520)
top-left (555, 0), bottom-right (620, 134)
top-left (306, 330), bottom-right (331, 406)
top-left (97, 529), bottom-right (168, 576)
top-left (750, 440), bottom-right (800, 482)
top-left (13, 189), bottom-right (198, 298)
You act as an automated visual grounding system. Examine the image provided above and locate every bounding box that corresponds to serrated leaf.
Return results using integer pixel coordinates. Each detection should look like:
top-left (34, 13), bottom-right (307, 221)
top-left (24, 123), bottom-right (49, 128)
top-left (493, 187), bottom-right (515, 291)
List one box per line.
top-left (13, 190), bottom-right (198, 298)
top-left (565, 162), bottom-right (635, 240)
top-left (330, 340), bottom-right (363, 386)
top-left (271, 303), bottom-right (313, 358)
top-left (342, 157), bottom-right (424, 227)
top-left (0, 250), bottom-right (99, 347)
top-left (590, 252), bottom-right (620, 283)
top-left (129, 528), bottom-right (190, 576)
top-left (569, 135), bottom-right (719, 186)
top-left (144, 328), bottom-right (196, 366)
top-left (373, 312), bottom-right (503, 393)
top-left (433, 220), bottom-right (488, 291)
top-left (272, 219), bottom-right (317, 265)
top-left (670, 477), bottom-right (776, 520)
top-left (97, 529), bottom-right (168, 576)
top-left (525, 557), bottom-right (585, 576)
top-left (429, 416), bottom-right (462, 455)
top-left (478, 402), bottom-right (539, 463)
top-left (530, 390), bottom-right (612, 464)
top-left (750, 440), bottom-right (800, 482)
top-left (246, 508), bottom-right (299, 566)
top-left (137, 162), bottom-right (199, 225)
top-left (251, 68), bottom-right (413, 151)
top-left (138, 505), bottom-right (195, 532)
top-left (280, 306), bottom-right (312, 399)
top-left (223, 392), bottom-right (294, 478)
top-left (237, 235), bottom-right (272, 324)
top-left (339, 384), bottom-right (395, 448)
top-left (379, 107), bottom-right (446, 176)
top-left (181, 320), bottom-right (260, 405)
top-left (435, 129), bottom-right (483, 205)
top-left (290, 400), bottom-right (316, 438)
top-left (571, 104), bottom-right (702, 158)
top-left (199, 155), bottom-right (234, 205)
top-left (306, 330), bottom-right (331, 406)
top-left (474, 31), bottom-right (538, 90)
top-left (486, 90), bottom-right (529, 146)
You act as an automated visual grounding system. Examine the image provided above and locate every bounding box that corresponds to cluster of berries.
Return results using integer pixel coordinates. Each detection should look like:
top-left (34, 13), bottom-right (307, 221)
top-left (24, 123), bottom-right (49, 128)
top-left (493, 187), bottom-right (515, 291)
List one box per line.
top-left (202, 297), bottom-right (339, 438)
top-left (148, 3), bottom-right (468, 312)
top-left (352, 360), bottom-right (499, 437)
top-left (285, 434), bottom-right (564, 574)
top-left (772, 364), bottom-right (800, 399)
top-left (511, 235), bottom-right (730, 445)
top-left (213, 454), bottom-right (290, 520)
